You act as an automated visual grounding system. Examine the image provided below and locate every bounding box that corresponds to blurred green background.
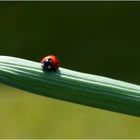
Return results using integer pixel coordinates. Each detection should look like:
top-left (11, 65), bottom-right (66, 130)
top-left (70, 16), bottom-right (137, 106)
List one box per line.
top-left (1, 1), bottom-right (140, 138)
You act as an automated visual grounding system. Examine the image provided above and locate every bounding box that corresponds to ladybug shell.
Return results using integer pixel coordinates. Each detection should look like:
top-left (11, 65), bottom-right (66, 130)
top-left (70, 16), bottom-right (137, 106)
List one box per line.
top-left (41, 55), bottom-right (60, 71)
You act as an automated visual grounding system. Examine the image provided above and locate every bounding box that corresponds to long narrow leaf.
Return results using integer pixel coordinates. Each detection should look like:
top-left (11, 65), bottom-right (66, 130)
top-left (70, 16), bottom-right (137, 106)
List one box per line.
top-left (0, 56), bottom-right (140, 117)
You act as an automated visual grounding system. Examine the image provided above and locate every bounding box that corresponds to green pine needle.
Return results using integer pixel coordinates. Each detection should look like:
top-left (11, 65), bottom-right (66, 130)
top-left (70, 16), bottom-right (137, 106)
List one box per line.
top-left (0, 56), bottom-right (140, 117)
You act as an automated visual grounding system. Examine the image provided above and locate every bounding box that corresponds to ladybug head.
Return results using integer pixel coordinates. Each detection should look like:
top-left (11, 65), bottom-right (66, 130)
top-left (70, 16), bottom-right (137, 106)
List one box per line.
top-left (41, 59), bottom-right (53, 71)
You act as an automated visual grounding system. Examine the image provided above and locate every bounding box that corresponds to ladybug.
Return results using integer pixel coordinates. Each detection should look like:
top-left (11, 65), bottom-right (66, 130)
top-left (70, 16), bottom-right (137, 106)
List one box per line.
top-left (41, 55), bottom-right (60, 71)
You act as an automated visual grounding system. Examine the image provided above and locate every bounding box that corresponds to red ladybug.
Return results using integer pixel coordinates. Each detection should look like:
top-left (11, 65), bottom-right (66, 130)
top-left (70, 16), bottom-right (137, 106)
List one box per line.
top-left (41, 55), bottom-right (60, 71)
